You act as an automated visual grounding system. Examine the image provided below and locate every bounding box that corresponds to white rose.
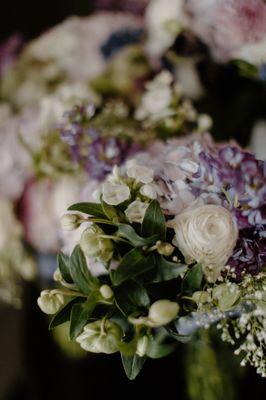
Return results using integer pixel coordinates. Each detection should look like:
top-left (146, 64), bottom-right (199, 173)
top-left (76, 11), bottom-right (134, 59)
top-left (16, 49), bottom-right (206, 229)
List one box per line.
top-left (102, 181), bottom-right (130, 205)
top-left (172, 205), bottom-right (238, 282)
top-left (125, 200), bottom-right (148, 224)
top-left (37, 290), bottom-right (65, 314)
top-left (126, 160), bottom-right (154, 184)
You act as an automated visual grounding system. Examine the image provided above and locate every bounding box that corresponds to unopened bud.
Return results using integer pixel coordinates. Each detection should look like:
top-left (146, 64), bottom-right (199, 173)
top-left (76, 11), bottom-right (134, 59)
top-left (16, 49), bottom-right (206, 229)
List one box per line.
top-left (136, 336), bottom-right (149, 357)
top-left (212, 283), bottom-right (240, 311)
top-left (100, 285), bottom-right (114, 300)
top-left (61, 214), bottom-right (81, 231)
top-left (156, 241), bottom-right (174, 257)
top-left (192, 291), bottom-right (211, 305)
top-left (37, 290), bottom-right (65, 314)
top-left (76, 320), bottom-right (122, 354)
top-left (148, 300), bottom-right (179, 327)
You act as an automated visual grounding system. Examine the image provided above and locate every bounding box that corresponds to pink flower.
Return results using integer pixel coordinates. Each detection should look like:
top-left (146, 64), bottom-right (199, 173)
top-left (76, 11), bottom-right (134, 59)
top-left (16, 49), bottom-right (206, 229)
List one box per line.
top-left (185, 0), bottom-right (266, 63)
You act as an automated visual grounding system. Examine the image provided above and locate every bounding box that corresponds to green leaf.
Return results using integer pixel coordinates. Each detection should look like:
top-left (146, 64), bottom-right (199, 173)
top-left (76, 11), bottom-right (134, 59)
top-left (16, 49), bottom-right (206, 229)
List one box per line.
top-left (164, 327), bottom-right (192, 343)
top-left (182, 264), bottom-right (203, 294)
top-left (68, 202), bottom-right (105, 218)
top-left (141, 200), bottom-right (166, 240)
top-left (146, 335), bottom-right (177, 359)
top-left (111, 249), bottom-right (155, 286)
top-left (121, 353), bottom-right (146, 380)
top-left (49, 298), bottom-right (83, 330)
top-left (69, 294), bottom-right (97, 340)
top-left (151, 256), bottom-right (188, 283)
top-left (69, 245), bottom-right (99, 295)
top-left (101, 199), bottom-right (119, 221)
top-left (117, 224), bottom-right (159, 247)
top-left (57, 252), bottom-right (72, 283)
top-left (115, 280), bottom-right (150, 315)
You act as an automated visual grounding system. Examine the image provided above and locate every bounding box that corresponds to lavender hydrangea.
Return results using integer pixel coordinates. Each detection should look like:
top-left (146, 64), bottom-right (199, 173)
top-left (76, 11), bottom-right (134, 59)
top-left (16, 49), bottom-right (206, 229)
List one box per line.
top-left (60, 104), bottom-right (140, 180)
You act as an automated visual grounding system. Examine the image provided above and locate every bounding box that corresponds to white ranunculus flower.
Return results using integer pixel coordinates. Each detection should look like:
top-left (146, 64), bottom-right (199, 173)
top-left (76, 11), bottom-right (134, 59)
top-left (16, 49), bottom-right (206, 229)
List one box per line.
top-left (102, 181), bottom-right (130, 205)
top-left (125, 200), bottom-right (148, 224)
top-left (172, 205), bottom-right (238, 282)
top-left (126, 160), bottom-right (154, 184)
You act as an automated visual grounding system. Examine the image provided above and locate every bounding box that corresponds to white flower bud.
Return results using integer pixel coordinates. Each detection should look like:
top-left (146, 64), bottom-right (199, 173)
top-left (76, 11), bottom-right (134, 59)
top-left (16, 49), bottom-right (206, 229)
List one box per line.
top-left (99, 285), bottom-right (114, 300)
top-left (192, 291), bottom-right (211, 305)
top-left (148, 300), bottom-right (179, 327)
top-left (140, 183), bottom-right (157, 199)
top-left (80, 225), bottom-right (113, 263)
top-left (37, 290), bottom-right (65, 314)
top-left (212, 283), bottom-right (240, 311)
top-left (60, 213), bottom-right (81, 231)
top-left (102, 181), bottom-right (130, 205)
top-left (136, 336), bottom-right (149, 357)
top-left (125, 200), bottom-right (148, 224)
top-left (198, 114), bottom-right (212, 132)
top-left (156, 241), bottom-right (175, 257)
top-left (126, 160), bottom-right (154, 184)
top-left (76, 320), bottom-right (122, 354)
top-left (172, 205), bottom-right (238, 282)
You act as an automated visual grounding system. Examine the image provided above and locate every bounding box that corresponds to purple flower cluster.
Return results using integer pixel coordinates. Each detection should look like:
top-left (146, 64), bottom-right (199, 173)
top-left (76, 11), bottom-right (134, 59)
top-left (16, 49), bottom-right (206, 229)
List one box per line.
top-left (191, 145), bottom-right (266, 276)
top-left (0, 33), bottom-right (24, 77)
top-left (60, 104), bottom-right (140, 180)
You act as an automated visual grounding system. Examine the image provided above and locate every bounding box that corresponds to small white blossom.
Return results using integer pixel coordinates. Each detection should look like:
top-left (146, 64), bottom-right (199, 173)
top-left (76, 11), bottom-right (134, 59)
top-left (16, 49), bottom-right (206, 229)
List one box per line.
top-left (126, 160), bottom-right (154, 184)
top-left (125, 200), bottom-right (148, 224)
top-left (102, 181), bottom-right (130, 205)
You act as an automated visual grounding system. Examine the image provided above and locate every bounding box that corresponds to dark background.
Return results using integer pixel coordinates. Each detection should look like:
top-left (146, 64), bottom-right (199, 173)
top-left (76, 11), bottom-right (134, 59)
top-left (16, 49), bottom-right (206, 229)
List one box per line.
top-left (0, 1), bottom-right (93, 42)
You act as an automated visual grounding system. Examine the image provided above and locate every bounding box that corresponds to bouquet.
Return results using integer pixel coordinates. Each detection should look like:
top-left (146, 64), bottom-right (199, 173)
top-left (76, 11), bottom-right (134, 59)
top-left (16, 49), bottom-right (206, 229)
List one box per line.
top-left (38, 132), bottom-right (266, 379)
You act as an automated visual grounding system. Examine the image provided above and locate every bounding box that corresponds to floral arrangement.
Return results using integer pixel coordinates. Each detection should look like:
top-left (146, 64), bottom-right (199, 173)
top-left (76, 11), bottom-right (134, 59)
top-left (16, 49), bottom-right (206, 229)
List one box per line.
top-left (0, 2), bottom-right (265, 393)
top-left (38, 133), bottom-right (266, 379)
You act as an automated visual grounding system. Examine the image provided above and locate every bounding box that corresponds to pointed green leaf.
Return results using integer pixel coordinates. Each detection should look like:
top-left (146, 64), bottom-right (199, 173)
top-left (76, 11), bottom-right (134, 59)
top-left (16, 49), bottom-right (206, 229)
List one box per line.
top-left (49, 298), bottom-right (83, 330)
top-left (141, 200), bottom-right (166, 240)
top-left (57, 251), bottom-right (72, 283)
top-left (69, 295), bottom-right (97, 340)
top-left (111, 249), bottom-right (155, 286)
top-left (101, 199), bottom-right (119, 221)
top-left (117, 224), bottom-right (159, 247)
top-left (121, 353), bottom-right (146, 380)
top-left (151, 256), bottom-right (187, 283)
top-left (69, 245), bottom-right (99, 294)
top-left (115, 280), bottom-right (150, 315)
top-left (182, 264), bottom-right (203, 294)
top-left (68, 202), bottom-right (105, 218)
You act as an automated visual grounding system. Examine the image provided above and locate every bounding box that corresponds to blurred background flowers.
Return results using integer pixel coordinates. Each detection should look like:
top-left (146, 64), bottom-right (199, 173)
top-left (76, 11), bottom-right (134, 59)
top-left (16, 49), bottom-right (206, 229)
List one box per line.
top-left (0, 1), bottom-right (265, 399)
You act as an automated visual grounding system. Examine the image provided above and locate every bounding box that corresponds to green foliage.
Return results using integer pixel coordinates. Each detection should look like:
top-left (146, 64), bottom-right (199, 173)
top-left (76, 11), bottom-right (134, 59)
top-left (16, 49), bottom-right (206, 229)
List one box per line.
top-left (57, 251), bottom-right (72, 283)
top-left (182, 264), bottom-right (203, 294)
top-left (151, 256), bottom-right (187, 283)
top-left (69, 245), bottom-right (99, 295)
top-left (141, 200), bottom-right (166, 240)
top-left (115, 280), bottom-right (150, 315)
top-left (117, 224), bottom-right (159, 247)
top-left (69, 294), bottom-right (98, 340)
top-left (111, 248), bottom-right (154, 286)
top-left (121, 353), bottom-right (147, 380)
top-left (68, 202), bottom-right (106, 218)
